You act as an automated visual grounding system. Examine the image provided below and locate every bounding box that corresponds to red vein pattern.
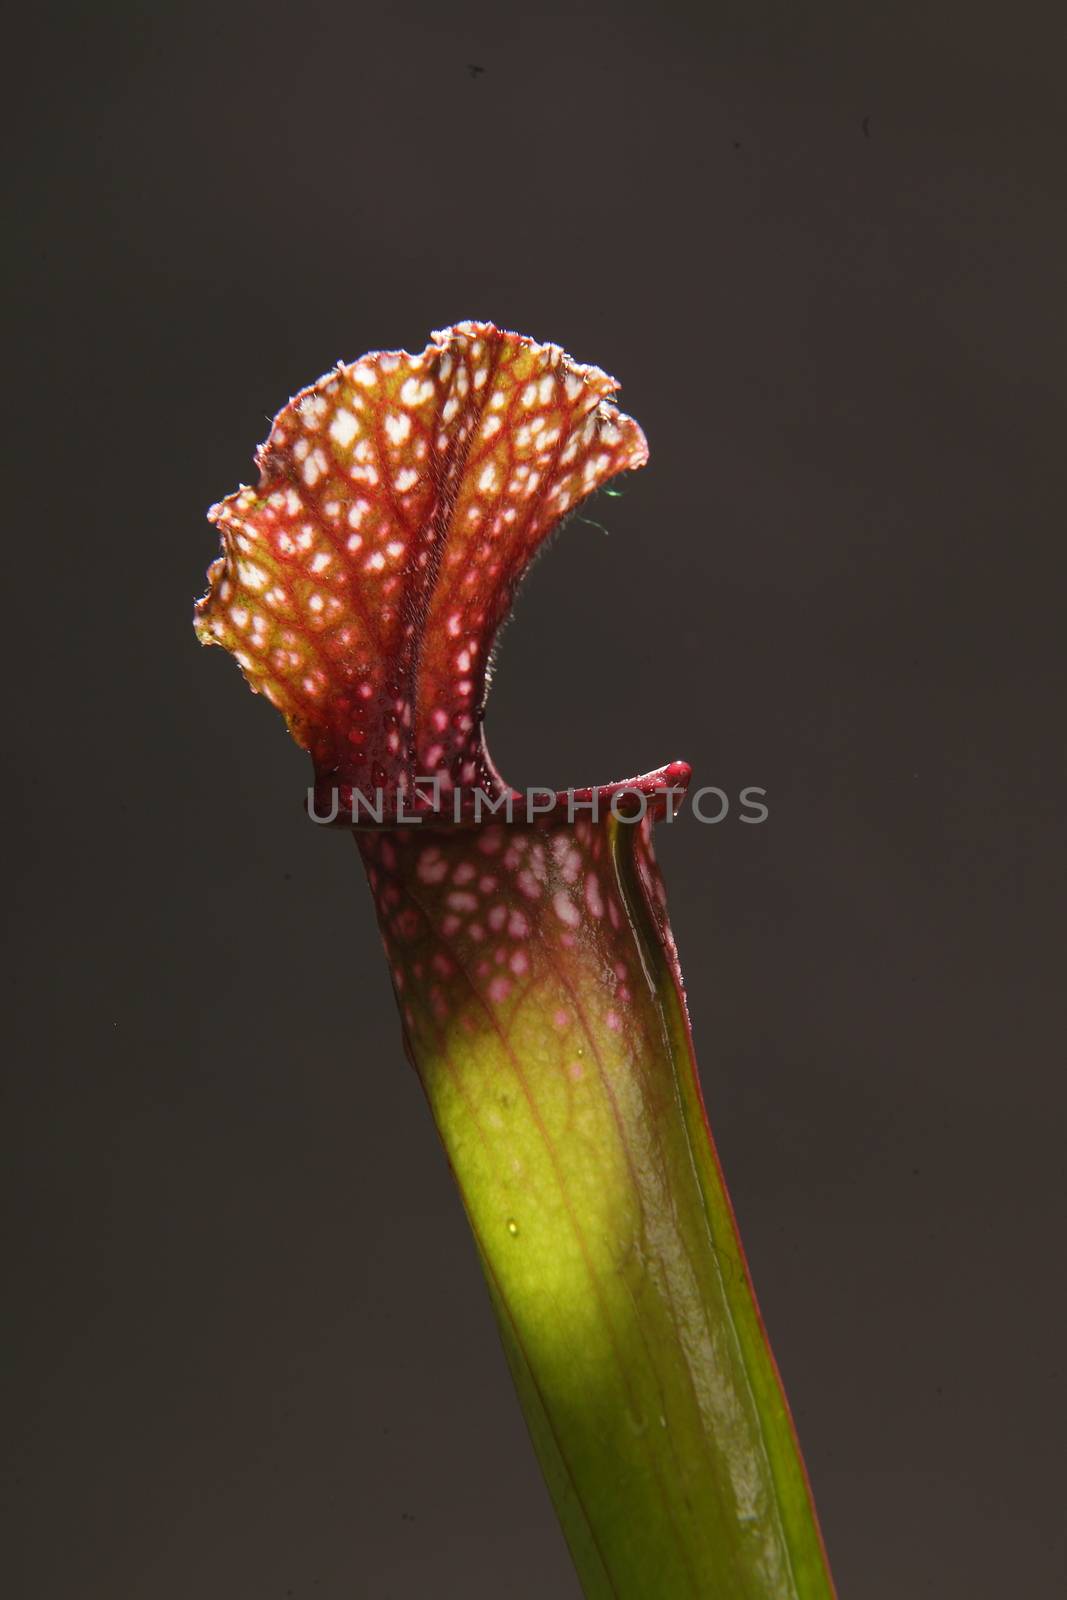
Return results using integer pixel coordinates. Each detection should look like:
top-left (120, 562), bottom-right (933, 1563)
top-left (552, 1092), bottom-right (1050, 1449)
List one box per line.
top-left (196, 321), bottom-right (647, 806)
top-left (360, 780), bottom-right (685, 1057)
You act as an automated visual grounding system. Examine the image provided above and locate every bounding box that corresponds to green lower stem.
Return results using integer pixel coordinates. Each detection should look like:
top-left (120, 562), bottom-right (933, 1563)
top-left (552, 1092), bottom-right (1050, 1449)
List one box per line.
top-left (361, 815), bottom-right (836, 1598)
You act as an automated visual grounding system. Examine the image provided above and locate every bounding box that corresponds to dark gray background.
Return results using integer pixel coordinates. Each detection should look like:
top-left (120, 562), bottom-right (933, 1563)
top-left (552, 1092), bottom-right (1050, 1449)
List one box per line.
top-left (6, 2), bottom-right (1064, 1595)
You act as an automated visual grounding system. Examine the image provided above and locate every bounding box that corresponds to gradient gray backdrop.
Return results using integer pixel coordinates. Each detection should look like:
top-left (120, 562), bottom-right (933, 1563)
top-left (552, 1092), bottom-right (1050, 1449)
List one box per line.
top-left (6, 2), bottom-right (1065, 1596)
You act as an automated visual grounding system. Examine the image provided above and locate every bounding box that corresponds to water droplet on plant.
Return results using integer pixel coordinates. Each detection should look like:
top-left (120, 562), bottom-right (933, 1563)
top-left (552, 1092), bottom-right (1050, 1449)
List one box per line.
top-left (506, 1218), bottom-right (519, 1237)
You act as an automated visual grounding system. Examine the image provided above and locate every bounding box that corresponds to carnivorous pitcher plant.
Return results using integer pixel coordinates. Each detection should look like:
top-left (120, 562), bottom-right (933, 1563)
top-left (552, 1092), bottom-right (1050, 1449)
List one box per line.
top-left (196, 322), bottom-right (836, 1598)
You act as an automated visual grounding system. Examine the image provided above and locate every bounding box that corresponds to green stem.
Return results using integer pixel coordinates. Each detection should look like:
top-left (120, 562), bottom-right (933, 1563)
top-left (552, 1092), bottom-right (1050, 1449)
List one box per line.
top-left (359, 811), bottom-right (836, 1598)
